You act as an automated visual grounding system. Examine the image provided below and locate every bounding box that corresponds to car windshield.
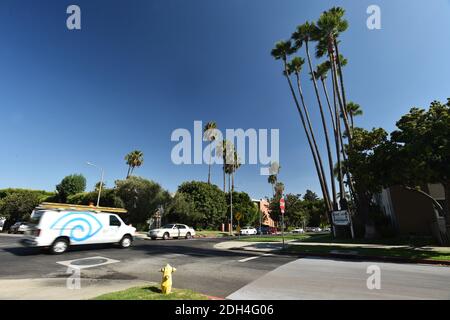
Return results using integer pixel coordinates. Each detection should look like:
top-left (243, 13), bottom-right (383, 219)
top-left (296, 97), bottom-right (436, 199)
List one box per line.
top-left (162, 224), bottom-right (175, 229)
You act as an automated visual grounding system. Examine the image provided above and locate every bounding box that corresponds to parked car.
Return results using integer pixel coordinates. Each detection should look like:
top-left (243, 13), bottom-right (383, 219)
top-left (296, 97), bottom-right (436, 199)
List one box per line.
top-left (0, 217), bottom-right (6, 232)
top-left (8, 222), bottom-right (32, 234)
top-left (292, 228), bottom-right (305, 234)
top-left (21, 204), bottom-right (135, 254)
top-left (148, 224), bottom-right (196, 240)
top-left (313, 227), bottom-right (323, 232)
top-left (240, 226), bottom-right (257, 235)
top-left (256, 225), bottom-right (277, 235)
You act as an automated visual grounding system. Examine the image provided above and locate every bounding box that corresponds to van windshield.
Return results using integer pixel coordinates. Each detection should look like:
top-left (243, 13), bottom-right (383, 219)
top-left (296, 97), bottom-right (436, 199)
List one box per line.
top-left (29, 210), bottom-right (45, 225)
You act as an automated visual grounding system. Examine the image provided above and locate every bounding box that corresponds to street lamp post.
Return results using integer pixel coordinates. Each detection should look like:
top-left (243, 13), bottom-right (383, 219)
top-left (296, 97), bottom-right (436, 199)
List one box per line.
top-left (87, 162), bottom-right (104, 207)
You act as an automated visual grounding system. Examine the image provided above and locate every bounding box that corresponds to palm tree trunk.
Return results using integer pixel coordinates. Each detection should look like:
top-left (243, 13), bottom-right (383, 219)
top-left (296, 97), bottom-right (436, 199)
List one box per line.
top-left (334, 39), bottom-right (352, 134)
top-left (282, 59), bottom-right (332, 212)
top-left (231, 170), bottom-right (235, 192)
top-left (331, 63), bottom-right (345, 207)
top-left (208, 143), bottom-right (212, 184)
top-left (223, 165), bottom-right (226, 192)
top-left (126, 166), bottom-right (131, 179)
top-left (305, 40), bottom-right (337, 212)
top-left (295, 71), bottom-right (337, 211)
top-left (328, 40), bottom-right (352, 142)
top-left (321, 77), bottom-right (336, 133)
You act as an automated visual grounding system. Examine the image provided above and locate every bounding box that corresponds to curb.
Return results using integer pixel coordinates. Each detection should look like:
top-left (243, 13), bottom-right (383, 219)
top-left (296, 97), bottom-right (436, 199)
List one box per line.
top-left (228, 247), bottom-right (450, 266)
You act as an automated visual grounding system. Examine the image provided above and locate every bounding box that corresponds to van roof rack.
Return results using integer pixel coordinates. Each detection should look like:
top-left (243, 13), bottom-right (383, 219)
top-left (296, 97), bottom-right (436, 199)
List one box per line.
top-left (37, 202), bottom-right (127, 214)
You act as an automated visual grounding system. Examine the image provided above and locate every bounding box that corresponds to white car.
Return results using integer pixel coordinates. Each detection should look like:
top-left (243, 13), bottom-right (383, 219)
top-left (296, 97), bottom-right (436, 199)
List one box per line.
top-left (292, 228), bottom-right (305, 234)
top-left (21, 203), bottom-right (136, 254)
top-left (8, 222), bottom-right (33, 234)
top-left (240, 226), bottom-right (257, 235)
top-left (148, 224), bottom-right (196, 240)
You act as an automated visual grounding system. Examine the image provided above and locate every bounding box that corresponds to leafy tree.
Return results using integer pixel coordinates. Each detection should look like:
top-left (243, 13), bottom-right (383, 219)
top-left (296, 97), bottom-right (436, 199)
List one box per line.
top-left (0, 190), bottom-right (41, 223)
top-left (165, 193), bottom-right (200, 226)
top-left (268, 193), bottom-right (322, 228)
top-left (344, 127), bottom-right (389, 235)
top-left (56, 174), bottom-right (86, 203)
top-left (175, 181), bottom-right (227, 229)
top-left (0, 188), bottom-right (54, 201)
top-left (226, 191), bottom-right (259, 227)
top-left (303, 190), bottom-right (319, 202)
top-left (115, 176), bottom-right (171, 228)
top-left (125, 150), bottom-right (144, 178)
top-left (67, 189), bottom-right (124, 208)
top-left (94, 181), bottom-right (106, 192)
top-left (388, 99), bottom-right (450, 221)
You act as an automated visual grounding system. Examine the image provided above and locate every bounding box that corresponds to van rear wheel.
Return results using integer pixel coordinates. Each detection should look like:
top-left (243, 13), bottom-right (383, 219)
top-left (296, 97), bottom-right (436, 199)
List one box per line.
top-left (50, 238), bottom-right (69, 255)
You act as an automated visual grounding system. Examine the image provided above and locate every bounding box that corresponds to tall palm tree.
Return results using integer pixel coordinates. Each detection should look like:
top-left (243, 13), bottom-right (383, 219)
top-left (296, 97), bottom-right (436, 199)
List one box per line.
top-left (271, 40), bottom-right (332, 212)
top-left (217, 140), bottom-right (233, 192)
top-left (268, 174), bottom-right (277, 196)
top-left (226, 150), bottom-right (241, 192)
top-left (125, 150), bottom-right (144, 178)
top-left (291, 24), bottom-right (337, 211)
top-left (315, 7), bottom-right (352, 142)
top-left (203, 121), bottom-right (217, 184)
top-left (289, 56), bottom-right (338, 210)
top-left (345, 102), bottom-right (363, 128)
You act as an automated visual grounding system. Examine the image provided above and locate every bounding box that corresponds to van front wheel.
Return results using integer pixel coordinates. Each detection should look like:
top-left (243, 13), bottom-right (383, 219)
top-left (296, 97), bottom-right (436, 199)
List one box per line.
top-left (119, 235), bottom-right (132, 248)
top-left (50, 238), bottom-right (69, 255)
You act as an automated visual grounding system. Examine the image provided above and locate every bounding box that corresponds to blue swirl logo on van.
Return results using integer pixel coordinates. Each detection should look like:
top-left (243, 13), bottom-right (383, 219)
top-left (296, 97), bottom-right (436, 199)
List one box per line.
top-left (50, 212), bottom-right (103, 242)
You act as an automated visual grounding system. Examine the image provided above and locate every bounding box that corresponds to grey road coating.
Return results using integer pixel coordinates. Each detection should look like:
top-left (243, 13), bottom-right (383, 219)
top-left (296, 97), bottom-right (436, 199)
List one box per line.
top-left (1, 234), bottom-right (449, 299)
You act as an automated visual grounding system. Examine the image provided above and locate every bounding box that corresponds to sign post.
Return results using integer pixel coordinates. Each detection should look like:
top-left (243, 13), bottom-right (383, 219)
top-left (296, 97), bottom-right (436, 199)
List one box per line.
top-left (280, 197), bottom-right (285, 249)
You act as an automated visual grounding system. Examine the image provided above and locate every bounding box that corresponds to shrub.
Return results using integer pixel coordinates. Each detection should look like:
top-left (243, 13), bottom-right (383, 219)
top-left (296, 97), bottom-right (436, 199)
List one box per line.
top-left (56, 174), bottom-right (87, 202)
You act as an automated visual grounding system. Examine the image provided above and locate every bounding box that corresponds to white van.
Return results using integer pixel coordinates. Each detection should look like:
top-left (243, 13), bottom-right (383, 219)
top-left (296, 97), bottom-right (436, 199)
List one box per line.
top-left (21, 203), bottom-right (136, 254)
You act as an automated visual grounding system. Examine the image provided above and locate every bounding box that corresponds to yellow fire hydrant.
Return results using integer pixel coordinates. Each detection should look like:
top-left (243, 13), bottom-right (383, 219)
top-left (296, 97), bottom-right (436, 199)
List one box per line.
top-left (160, 264), bottom-right (176, 294)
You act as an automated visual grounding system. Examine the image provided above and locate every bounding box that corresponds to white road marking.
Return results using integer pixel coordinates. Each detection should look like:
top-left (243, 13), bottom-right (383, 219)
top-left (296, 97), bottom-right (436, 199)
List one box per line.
top-left (238, 253), bottom-right (273, 263)
top-left (57, 256), bottom-right (120, 270)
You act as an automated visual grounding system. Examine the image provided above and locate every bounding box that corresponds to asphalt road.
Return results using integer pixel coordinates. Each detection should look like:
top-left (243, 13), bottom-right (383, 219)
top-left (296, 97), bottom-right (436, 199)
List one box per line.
top-left (0, 234), bottom-right (296, 298)
top-left (1, 234), bottom-right (449, 299)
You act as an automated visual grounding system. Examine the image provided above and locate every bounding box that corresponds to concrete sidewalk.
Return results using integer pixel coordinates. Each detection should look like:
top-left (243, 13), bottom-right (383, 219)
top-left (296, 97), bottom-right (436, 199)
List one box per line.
top-left (0, 278), bottom-right (149, 300)
top-left (215, 240), bottom-right (450, 253)
top-left (227, 257), bottom-right (450, 300)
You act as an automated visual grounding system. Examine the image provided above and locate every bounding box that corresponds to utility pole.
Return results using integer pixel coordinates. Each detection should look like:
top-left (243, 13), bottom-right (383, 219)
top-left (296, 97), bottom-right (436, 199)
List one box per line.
top-left (87, 162), bottom-right (104, 207)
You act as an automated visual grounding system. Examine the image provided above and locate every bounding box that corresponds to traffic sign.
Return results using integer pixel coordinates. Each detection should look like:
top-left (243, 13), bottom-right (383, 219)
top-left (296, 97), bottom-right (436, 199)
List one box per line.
top-left (279, 198), bottom-right (285, 214)
top-left (235, 212), bottom-right (242, 221)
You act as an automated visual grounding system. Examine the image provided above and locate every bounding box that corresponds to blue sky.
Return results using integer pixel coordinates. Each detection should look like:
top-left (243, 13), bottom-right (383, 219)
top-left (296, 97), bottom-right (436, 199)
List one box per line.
top-left (0, 0), bottom-right (449, 200)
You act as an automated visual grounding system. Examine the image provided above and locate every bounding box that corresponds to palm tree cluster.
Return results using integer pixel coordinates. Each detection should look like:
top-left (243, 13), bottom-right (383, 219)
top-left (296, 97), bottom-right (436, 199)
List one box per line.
top-left (271, 7), bottom-right (363, 225)
top-left (125, 150), bottom-right (144, 178)
top-left (202, 122), bottom-right (242, 193)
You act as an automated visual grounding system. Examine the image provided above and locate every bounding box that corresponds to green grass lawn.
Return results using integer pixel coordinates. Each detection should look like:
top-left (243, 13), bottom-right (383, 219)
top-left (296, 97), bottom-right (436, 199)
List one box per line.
top-left (196, 230), bottom-right (229, 238)
top-left (284, 244), bottom-right (450, 261)
top-left (238, 232), bottom-right (438, 247)
top-left (93, 285), bottom-right (210, 300)
top-left (237, 233), bottom-right (329, 242)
